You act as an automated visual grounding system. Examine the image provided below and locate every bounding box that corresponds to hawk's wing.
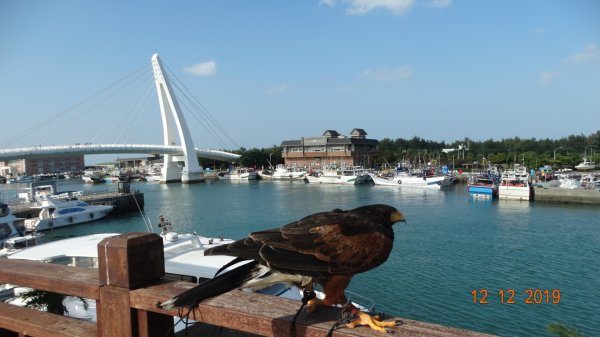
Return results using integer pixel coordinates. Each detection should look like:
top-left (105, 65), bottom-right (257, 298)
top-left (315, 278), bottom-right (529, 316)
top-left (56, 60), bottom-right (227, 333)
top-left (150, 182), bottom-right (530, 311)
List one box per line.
top-left (206, 209), bottom-right (394, 277)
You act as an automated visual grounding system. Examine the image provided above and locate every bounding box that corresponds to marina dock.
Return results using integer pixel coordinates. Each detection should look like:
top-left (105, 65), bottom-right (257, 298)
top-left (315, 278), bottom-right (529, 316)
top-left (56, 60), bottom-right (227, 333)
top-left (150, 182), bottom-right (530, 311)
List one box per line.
top-left (9, 183), bottom-right (144, 219)
top-left (456, 173), bottom-right (600, 205)
top-left (533, 186), bottom-right (600, 205)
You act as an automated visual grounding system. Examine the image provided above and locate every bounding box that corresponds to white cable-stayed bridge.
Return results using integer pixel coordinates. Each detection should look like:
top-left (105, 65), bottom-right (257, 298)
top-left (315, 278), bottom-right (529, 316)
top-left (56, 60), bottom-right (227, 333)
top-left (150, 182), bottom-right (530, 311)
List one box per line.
top-left (0, 54), bottom-right (241, 183)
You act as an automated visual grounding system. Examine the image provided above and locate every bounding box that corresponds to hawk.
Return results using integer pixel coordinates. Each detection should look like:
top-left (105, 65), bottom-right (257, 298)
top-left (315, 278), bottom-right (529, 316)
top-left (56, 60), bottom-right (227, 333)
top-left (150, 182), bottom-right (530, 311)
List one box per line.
top-left (160, 204), bottom-right (406, 332)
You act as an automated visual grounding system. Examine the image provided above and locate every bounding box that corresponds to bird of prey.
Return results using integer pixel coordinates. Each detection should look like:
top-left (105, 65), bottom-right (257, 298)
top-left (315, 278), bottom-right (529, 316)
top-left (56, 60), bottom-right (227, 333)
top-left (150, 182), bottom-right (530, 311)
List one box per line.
top-left (159, 204), bottom-right (406, 333)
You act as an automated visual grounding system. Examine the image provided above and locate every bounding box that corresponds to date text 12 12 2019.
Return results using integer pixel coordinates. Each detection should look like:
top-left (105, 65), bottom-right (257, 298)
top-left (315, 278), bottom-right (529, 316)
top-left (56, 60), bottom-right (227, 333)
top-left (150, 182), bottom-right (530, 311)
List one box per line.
top-left (471, 289), bottom-right (561, 305)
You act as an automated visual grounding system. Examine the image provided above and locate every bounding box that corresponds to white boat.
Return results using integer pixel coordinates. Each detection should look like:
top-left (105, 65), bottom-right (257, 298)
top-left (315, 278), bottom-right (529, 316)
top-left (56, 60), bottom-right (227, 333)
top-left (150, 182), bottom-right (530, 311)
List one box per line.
top-left (575, 158), bottom-right (596, 171)
top-left (498, 165), bottom-right (531, 201)
top-left (305, 167), bottom-right (370, 185)
top-left (258, 164), bottom-right (306, 180)
top-left (17, 184), bottom-right (55, 203)
top-left (217, 167), bottom-right (259, 180)
top-left (0, 203), bottom-right (46, 258)
top-left (23, 192), bottom-right (113, 231)
top-left (6, 223), bottom-right (301, 324)
top-left (0, 203), bottom-right (28, 247)
top-left (580, 173), bottom-right (600, 190)
top-left (0, 233), bottom-right (48, 258)
top-left (368, 171), bottom-right (453, 188)
top-left (81, 170), bottom-right (106, 183)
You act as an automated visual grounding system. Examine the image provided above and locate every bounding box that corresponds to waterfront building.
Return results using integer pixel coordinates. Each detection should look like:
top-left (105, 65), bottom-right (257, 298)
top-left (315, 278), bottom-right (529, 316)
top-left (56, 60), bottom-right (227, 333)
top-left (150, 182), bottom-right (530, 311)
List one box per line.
top-left (0, 155), bottom-right (85, 176)
top-left (281, 129), bottom-right (379, 169)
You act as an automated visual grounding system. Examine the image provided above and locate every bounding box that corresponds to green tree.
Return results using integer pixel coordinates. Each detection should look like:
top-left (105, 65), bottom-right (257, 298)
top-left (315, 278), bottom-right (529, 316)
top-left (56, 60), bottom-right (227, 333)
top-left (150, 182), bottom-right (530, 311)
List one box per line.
top-left (546, 323), bottom-right (585, 337)
top-left (12, 289), bottom-right (88, 316)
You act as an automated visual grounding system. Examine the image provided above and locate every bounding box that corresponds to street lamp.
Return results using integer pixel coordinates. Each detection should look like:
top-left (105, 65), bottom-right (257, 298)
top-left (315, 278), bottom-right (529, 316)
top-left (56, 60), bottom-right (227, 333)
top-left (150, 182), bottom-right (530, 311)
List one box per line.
top-left (553, 147), bottom-right (563, 161)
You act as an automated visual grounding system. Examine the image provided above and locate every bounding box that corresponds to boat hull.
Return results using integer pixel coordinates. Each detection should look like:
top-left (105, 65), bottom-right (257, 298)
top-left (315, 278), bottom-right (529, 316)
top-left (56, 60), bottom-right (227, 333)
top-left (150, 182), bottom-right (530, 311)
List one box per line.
top-left (369, 173), bottom-right (452, 188)
top-left (468, 185), bottom-right (497, 199)
top-left (498, 186), bottom-right (530, 201)
top-left (24, 205), bottom-right (113, 231)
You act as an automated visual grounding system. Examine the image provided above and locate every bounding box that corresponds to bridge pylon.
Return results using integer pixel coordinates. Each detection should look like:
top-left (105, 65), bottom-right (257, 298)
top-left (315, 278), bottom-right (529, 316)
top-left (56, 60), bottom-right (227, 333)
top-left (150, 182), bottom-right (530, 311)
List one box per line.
top-left (151, 54), bottom-right (204, 184)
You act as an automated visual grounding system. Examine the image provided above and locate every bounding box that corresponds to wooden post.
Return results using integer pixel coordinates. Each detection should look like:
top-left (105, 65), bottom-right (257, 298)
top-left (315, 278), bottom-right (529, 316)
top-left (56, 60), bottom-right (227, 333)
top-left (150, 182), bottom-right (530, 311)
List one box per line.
top-left (97, 232), bottom-right (173, 337)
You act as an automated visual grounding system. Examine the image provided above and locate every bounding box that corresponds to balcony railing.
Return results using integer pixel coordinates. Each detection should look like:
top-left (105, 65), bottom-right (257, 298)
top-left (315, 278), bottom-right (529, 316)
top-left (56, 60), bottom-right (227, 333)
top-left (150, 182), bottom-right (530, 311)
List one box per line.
top-left (0, 233), bottom-right (496, 337)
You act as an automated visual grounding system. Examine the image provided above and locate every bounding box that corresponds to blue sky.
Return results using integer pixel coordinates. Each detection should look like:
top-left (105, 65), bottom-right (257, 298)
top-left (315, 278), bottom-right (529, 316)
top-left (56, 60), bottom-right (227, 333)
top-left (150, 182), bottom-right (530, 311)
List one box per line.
top-left (1, 0), bottom-right (599, 161)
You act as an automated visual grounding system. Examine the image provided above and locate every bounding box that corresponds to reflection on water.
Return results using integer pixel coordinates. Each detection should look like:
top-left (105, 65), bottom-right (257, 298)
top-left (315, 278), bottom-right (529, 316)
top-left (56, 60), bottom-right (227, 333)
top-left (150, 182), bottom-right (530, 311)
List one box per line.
top-left (4, 179), bottom-right (599, 337)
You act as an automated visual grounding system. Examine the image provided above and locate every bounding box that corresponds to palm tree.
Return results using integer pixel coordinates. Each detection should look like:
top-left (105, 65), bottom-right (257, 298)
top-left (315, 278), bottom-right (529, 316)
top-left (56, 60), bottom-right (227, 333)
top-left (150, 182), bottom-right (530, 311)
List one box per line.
top-left (12, 289), bottom-right (88, 315)
top-left (546, 323), bottom-right (585, 337)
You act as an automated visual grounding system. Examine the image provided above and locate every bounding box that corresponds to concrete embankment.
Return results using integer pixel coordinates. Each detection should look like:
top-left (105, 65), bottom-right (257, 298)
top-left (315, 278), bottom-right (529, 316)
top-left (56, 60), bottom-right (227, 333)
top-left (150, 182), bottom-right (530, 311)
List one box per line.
top-left (533, 186), bottom-right (600, 205)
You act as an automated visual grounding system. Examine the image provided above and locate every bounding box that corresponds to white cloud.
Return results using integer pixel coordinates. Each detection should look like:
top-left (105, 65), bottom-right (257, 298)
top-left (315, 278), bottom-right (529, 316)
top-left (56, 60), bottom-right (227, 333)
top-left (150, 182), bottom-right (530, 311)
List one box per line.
top-left (564, 42), bottom-right (600, 64)
top-left (363, 66), bottom-right (412, 81)
top-left (265, 84), bottom-right (290, 94)
top-left (184, 60), bottom-right (217, 76)
top-left (320, 0), bottom-right (415, 15)
top-left (538, 71), bottom-right (561, 85)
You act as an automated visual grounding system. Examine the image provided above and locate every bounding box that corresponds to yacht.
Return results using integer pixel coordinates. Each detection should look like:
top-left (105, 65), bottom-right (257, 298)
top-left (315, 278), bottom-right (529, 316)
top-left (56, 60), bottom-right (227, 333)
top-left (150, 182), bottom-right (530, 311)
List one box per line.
top-left (6, 226), bottom-right (300, 323)
top-left (23, 192), bottom-right (114, 232)
top-left (0, 203), bottom-right (46, 258)
top-left (575, 158), bottom-right (596, 171)
top-left (0, 203), bottom-right (27, 247)
top-left (81, 169), bottom-right (106, 183)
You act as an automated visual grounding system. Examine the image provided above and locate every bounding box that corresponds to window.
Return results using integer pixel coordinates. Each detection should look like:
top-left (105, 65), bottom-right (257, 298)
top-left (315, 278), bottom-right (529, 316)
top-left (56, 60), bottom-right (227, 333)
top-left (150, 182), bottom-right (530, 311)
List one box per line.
top-left (164, 273), bottom-right (198, 284)
top-left (306, 146), bottom-right (325, 152)
top-left (0, 223), bottom-right (12, 239)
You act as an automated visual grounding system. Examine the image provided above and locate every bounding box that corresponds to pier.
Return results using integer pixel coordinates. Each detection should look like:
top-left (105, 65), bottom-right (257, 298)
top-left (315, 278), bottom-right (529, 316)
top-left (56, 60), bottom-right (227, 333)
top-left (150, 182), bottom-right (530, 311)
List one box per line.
top-left (8, 182), bottom-right (144, 219)
top-left (533, 186), bottom-right (600, 205)
top-left (456, 174), bottom-right (600, 205)
top-left (0, 233), bottom-right (497, 337)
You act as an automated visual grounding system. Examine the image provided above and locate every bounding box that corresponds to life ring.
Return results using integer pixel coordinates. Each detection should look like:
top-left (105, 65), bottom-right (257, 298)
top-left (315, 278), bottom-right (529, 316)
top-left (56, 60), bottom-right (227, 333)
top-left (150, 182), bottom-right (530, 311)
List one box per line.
top-left (90, 213), bottom-right (94, 219)
top-left (397, 180), bottom-right (402, 185)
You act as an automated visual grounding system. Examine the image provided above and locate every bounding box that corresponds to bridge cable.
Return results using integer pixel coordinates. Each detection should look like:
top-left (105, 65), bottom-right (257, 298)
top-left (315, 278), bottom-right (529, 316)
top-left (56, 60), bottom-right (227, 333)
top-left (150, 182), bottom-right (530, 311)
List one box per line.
top-left (2, 63), bottom-right (150, 147)
top-left (164, 63), bottom-right (241, 149)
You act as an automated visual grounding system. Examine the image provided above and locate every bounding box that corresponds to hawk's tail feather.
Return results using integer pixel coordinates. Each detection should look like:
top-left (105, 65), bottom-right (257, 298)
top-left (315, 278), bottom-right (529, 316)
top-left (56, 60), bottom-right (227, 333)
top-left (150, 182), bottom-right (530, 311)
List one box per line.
top-left (159, 260), bottom-right (260, 310)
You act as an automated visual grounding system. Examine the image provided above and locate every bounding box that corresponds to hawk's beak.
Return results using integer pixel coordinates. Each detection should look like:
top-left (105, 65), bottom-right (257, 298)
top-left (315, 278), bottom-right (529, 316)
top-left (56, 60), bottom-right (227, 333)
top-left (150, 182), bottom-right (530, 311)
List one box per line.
top-left (391, 211), bottom-right (407, 224)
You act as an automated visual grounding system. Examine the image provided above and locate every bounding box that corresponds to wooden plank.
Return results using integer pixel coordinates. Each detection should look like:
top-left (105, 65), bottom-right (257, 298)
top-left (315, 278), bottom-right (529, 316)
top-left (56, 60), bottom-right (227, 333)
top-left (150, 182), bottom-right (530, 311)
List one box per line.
top-left (0, 302), bottom-right (95, 337)
top-left (98, 286), bottom-right (133, 337)
top-left (0, 259), bottom-right (99, 299)
top-left (130, 281), bottom-right (498, 337)
top-left (136, 310), bottom-right (174, 337)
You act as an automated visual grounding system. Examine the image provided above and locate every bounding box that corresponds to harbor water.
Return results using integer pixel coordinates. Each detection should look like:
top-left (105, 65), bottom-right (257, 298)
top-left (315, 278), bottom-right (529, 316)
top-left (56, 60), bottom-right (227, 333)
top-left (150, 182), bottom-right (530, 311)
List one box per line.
top-left (3, 180), bottom-right (599, 337)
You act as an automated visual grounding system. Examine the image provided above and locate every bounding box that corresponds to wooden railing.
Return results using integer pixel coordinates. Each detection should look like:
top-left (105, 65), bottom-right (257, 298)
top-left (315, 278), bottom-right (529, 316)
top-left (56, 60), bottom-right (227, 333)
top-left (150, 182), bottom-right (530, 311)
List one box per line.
top-left (0, 233), bottom-right (497, 337)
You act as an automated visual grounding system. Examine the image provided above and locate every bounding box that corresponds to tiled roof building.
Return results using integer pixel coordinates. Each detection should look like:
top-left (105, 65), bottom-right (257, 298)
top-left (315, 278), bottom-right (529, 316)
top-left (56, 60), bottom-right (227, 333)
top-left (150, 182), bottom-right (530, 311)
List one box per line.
top-left (281, 129), bottom-right (378, 168)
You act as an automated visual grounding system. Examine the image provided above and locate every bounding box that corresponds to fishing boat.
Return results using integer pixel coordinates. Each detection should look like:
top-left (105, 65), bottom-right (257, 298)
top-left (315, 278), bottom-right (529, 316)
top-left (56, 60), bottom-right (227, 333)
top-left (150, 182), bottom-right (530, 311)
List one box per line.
top-left (369, 167), bottom-right (453, 189)
top-left (217, 167), bottom-right (259, 180)
top-left (23, 192), bottom-right (114, 232)
top-left (498, 165), bottom-right (531, 201)
top-left (258, 164), bottom-right (306, 180)
top-left (467, 175), bottom-right (499, 199)
top-left (304, 166), bottom-right (370, 185)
